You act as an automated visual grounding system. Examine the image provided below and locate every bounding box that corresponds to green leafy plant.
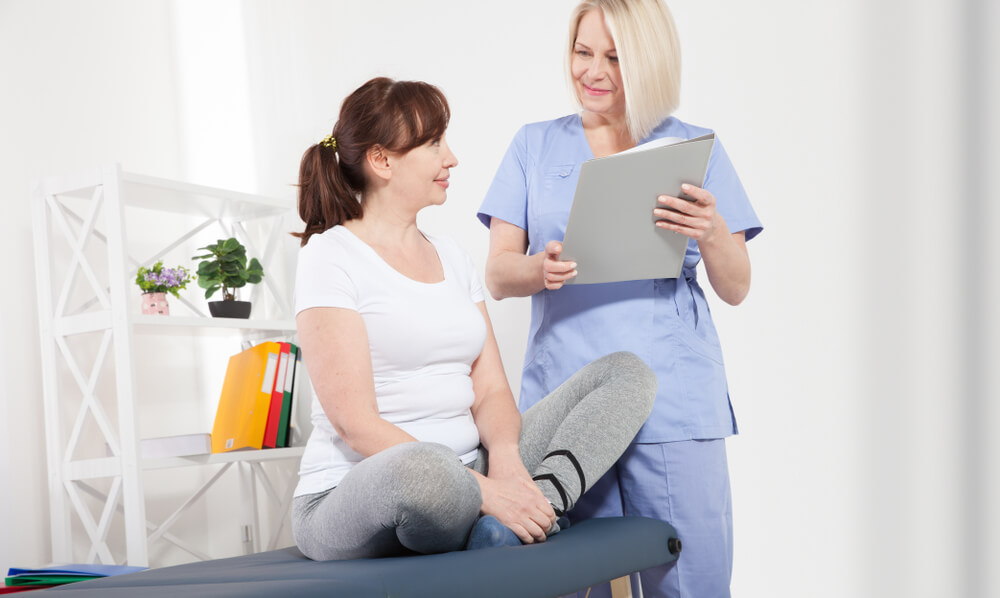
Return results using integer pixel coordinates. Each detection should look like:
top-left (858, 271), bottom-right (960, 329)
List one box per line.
top-left (191, 238), bottom-right (264, 301)
top-left (134, 261), bottom-right (193, 298)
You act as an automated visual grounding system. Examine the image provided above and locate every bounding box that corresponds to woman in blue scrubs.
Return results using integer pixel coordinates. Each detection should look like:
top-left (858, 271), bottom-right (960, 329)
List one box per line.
top-left (477, 1), bottom-right (762, 596)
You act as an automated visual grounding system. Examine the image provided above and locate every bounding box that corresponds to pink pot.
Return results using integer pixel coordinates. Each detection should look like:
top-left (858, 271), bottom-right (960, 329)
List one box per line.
top-left (141, 292), bottom-right (170, 315)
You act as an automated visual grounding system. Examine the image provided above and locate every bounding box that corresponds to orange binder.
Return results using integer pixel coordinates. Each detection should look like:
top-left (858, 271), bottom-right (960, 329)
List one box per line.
top-left (211, 342), bottom-right (282, 453)
top-left (262, 342), bottom-right (290, 448)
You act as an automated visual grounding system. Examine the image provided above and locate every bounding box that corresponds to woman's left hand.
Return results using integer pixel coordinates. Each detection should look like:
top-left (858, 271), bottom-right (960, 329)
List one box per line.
top-left (488, 458), bottom-right (546, 500)
top-left (654, 183), bottom-right (753, 305)
top-left (483, 454), bottom-right (556, 542)
top-left (653, 183), bottom-right (723, 243)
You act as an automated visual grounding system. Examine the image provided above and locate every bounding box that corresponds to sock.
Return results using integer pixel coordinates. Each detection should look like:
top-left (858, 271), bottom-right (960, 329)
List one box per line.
top-left (465, 515), bottom-right (521, 550)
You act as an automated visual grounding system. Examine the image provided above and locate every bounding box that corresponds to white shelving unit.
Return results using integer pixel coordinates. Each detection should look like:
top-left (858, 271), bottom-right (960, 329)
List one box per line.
top-left (31, 164), bottom-right (306, 566)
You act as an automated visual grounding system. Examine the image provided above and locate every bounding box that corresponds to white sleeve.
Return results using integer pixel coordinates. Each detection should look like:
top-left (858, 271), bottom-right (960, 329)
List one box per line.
top-left (430, 234), bottom-right (485, 304)
top-left (293, 237), bottom-right (359, 314)
top-left (465, 251), bottom-right (485, 304)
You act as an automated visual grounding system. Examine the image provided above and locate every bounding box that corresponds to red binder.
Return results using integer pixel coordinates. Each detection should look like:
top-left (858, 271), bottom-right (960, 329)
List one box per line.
top-left (262, 342), bottom-right (291, 448)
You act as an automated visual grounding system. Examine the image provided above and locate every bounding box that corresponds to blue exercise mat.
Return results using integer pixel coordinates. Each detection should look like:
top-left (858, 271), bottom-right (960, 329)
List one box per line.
top-left (41, 516), bottom-right (680, 597)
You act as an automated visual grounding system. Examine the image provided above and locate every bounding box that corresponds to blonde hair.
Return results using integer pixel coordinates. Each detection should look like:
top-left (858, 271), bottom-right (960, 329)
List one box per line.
top-left (567, 0), bottom-right (682, 141)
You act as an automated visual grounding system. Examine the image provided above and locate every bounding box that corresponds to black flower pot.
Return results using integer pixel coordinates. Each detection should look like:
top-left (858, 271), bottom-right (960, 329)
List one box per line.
top-left (208, 300), bottom-right (252, 319)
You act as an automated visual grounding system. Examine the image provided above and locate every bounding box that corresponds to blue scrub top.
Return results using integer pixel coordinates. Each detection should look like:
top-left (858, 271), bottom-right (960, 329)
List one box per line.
top-left (478, 114), bottom-right (763, 443)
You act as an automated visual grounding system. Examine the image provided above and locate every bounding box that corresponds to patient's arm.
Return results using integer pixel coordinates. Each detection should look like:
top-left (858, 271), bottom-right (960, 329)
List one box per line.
top-left (469, 302), bottom-right (556, 543)
top-left (296, 306), bottom-right (417, 457)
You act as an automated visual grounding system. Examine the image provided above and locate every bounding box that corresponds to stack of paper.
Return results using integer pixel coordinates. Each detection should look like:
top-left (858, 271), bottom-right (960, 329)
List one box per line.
top-left (4, 564), bottom-right (145, 592)
top-left (136, 433), bottom-right (212, 459)
top-left (105, 433), bottom-right (212, 460)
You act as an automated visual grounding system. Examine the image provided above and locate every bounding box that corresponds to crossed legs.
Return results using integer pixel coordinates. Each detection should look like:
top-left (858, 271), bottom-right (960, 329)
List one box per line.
top-left (292, 351), bottom-right (655, 561)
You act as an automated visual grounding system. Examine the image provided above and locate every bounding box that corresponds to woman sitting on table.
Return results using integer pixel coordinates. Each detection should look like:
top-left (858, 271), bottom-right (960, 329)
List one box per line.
top-left (290, 76), bottom-right (657, 560)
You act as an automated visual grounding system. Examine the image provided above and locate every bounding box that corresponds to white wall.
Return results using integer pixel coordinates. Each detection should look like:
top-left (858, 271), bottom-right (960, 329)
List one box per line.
top-left (2, 0), bottom-right (997, 596)
top-left (0, 340), bottom-right (9, 581)
top-left (0, 0), bottom-right (184, 574)
top-left (669, 2), bottom-right (870, 594)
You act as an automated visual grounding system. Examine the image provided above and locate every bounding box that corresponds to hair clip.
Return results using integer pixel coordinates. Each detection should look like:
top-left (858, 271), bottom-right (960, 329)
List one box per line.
top-left (320, 135), bottom-right (337, 151)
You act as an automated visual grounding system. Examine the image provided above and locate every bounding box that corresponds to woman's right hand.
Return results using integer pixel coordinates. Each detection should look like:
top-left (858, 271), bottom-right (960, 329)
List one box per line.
top-left (541, 241), bottom-right (577, 290)
top-left (485, 218), bottom-right (577, 298)
top-left (474, 472), bottom-right (555, 544)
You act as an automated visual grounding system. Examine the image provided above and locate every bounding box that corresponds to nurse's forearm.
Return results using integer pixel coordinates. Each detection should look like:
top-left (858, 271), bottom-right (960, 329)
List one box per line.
top-left (485, 250), bottom-right (546, 300)
top-left (699, 230), bottom-right (751, 305)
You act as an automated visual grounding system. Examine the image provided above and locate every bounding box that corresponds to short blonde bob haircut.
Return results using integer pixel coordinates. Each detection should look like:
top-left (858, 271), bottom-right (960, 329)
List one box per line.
top-left (567, 0), bottom-right (682, 142)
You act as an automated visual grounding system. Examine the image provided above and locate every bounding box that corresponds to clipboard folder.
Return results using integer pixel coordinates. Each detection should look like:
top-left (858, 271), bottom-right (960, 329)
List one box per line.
top-left (560, 133), bottom-right (715, 284)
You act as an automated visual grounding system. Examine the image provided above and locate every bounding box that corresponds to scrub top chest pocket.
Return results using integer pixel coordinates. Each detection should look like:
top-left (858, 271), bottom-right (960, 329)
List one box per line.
top-left (529, 164), bottom-right (578, 253)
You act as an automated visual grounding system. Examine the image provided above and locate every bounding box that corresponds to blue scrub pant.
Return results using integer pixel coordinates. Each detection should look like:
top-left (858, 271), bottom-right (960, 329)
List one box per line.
top-left (565, 439), bottom-right (733, 598)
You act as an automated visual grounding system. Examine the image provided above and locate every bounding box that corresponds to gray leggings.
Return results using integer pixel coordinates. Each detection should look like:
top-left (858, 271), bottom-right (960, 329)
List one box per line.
top-left (292, 351), bottom-right (656, 561)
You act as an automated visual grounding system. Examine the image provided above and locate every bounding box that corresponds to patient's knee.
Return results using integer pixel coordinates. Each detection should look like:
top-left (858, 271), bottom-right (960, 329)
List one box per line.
top-left (388, 443), bottom-right (480, 512)
top-left (602, 351), bottom-right (657, 415)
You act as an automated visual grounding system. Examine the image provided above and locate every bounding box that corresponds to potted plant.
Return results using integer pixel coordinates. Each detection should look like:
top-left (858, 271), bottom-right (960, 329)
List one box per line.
top-left (192, 237), bottom-right (265, 318)
top-left (135, 261), bottom-right (193, 315)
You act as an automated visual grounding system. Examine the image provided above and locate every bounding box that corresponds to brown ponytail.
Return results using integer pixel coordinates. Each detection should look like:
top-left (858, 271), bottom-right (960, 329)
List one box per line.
top-left (293, 77), bottom-right (451, 246)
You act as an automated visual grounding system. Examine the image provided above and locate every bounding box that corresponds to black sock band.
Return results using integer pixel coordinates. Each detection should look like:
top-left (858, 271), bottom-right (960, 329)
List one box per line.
top-left (531, 473), bottom-right (568, 516)
top-left (543, 450), bottom-right (587, 495)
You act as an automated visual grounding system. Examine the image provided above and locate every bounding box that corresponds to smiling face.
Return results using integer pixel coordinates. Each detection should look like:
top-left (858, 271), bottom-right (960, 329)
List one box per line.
top-left (389, 133), bottom-right (458, 209)
top-left (571, 9), bottom-right (625, 120)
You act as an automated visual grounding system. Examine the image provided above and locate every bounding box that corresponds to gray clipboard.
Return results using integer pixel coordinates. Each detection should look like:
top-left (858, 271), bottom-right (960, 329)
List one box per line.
top-left (560, 133), bottom-right (715, 284)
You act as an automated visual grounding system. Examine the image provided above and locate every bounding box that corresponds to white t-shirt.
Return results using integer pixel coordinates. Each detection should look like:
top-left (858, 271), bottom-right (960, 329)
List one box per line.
top-left (293, 225), bottom-right (487, 496)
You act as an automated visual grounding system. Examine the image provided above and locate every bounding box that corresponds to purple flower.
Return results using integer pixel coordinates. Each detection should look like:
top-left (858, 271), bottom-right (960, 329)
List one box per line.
top-left (136, 261), bottom-right (193, 297)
